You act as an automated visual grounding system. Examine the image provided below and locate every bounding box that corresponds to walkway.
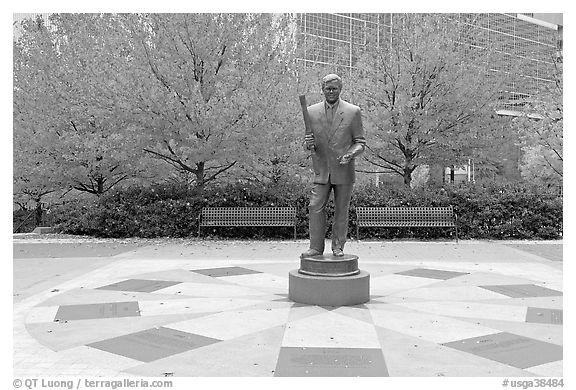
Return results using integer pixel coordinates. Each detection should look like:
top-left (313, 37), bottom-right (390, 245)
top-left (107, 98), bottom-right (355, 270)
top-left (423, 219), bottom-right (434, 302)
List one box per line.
top-left (13, 235), bottom-right (563, 377)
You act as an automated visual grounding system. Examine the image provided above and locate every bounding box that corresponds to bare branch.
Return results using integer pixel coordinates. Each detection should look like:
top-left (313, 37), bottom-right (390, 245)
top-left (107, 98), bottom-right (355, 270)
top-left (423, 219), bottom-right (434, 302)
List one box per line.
top-left (102, 174), bottom-right (129, 193)
top-left (143, 147), bottom-right (196, 174)
top-left (203, 161), bottom-right (237, 184)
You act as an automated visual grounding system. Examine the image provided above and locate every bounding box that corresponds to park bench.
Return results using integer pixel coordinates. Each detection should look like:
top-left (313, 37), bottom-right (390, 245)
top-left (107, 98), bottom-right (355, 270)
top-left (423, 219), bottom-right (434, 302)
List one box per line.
top-left (355, 206), bottom-right (458, 242)
top-left (198, 207), bottom-right (297, 239)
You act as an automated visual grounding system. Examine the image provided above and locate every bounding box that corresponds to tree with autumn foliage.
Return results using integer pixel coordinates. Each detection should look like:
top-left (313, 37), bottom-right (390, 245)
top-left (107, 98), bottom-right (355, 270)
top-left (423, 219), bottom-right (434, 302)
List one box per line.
top-left (14, 17), bottom-right (61, 212)
top-left (514, 59), bottom-right (562, 187)
top-left (110, 13), bottom-right (302, 189)
top-left (350, 14), bottom-right (509, 187)
top-left (13, 123), bottom-right (61, 225)
top-left (13, 14), bottom-right (143, 197)
top-left (14, 13), bottom-right (306, 198)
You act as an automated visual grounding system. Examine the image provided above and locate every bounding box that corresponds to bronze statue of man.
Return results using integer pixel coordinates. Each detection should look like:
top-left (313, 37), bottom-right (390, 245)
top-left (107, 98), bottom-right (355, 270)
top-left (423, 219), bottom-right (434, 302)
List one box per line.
top-left (302, 74), bottom-right (366, 257)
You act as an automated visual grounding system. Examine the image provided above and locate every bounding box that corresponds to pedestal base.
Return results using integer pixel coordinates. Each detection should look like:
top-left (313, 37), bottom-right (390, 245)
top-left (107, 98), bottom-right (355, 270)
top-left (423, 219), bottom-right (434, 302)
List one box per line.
top-left (288, 269), bottom-right (370, 306)
top-left (299, 254), bottom-right (360, 277)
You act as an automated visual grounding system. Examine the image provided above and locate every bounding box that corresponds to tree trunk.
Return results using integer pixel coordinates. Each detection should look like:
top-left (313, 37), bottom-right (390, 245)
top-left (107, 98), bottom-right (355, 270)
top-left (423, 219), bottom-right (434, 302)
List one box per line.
top-left (195, 161), bottom-right (205, 189)
top-left (403, 168), bottom-right (413, 187)
top-left (34, 200), bottom-right (43, 226)
top-left (402, 151), bottom-right (415, 187)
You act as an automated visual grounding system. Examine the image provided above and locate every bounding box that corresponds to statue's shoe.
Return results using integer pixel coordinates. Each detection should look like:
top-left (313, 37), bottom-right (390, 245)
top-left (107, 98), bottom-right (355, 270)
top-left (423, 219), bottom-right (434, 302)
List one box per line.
top-left (332, 249), bottom-right (344, 257)
top-left (301, 248), bottom-right (323, 257)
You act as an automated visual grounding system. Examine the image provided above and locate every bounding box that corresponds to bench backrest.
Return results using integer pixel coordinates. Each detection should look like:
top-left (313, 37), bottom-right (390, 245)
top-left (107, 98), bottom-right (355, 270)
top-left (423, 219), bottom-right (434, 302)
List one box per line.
top-left (200, 207), bottom-right (297, 226)
top-left (356, 206), bottom-right (455, 227)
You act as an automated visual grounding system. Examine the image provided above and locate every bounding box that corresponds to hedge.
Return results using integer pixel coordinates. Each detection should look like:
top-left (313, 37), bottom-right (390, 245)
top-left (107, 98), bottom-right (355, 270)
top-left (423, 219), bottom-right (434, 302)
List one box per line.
top-left (50, 181), bottom-right (562, 240)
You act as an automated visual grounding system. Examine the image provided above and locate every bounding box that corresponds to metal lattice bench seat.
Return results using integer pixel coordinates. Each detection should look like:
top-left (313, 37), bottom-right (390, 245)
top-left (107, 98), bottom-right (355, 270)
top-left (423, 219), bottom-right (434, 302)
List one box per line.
top-left (198, 207), bottom-right (297, 238)
top-left (355, 206), bottom-right (458, 242)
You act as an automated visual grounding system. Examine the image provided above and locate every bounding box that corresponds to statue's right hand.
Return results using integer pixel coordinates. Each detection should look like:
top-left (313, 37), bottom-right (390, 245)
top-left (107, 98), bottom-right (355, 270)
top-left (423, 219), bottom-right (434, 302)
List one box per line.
top-left (304, 134), bottom-right (315, 150)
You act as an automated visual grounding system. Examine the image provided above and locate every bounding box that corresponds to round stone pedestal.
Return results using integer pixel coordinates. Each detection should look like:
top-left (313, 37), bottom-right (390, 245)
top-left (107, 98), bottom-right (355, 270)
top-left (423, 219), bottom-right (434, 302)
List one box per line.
top-left (289, 254), bottom-right (370, 306)
top-left (299, 254), bottom-right (360, 277)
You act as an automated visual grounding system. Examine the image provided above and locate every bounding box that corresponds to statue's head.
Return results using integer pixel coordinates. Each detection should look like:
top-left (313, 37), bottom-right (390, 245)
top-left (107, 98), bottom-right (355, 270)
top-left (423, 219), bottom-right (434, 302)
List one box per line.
top-left (321, 74), bottom-right (342, 104)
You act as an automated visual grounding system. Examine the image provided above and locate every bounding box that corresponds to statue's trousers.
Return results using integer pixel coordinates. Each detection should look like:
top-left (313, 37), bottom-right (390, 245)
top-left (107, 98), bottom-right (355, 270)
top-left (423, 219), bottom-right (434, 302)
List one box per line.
top-left (308, 181), bottom-right (353, 252)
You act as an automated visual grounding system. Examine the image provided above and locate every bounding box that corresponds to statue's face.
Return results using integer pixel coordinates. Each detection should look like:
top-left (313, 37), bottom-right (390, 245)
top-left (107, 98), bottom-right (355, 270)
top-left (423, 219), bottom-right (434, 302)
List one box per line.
top-left (322, 80), bottom-right (341, 104)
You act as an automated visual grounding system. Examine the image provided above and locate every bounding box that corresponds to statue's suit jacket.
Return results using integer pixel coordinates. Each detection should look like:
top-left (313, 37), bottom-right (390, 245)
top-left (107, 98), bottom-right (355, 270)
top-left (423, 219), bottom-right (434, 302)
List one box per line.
top-left (307, 99), bottom-right (366, 185)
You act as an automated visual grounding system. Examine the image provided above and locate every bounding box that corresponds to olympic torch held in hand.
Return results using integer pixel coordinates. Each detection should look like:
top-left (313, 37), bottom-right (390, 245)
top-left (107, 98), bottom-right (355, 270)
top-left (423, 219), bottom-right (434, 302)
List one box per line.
top-left (299, 95), bottom-right (316, 153)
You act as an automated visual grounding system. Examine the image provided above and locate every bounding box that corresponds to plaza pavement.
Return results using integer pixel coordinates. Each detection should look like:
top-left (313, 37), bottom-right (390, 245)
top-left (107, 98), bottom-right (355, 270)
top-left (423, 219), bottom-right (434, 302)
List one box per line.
top-left (13, 234), bottom-right (563, 377)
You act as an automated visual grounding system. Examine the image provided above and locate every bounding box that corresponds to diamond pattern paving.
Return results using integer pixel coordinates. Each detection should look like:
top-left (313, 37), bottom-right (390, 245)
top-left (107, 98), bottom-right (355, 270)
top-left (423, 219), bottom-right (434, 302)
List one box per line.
top-left (55, 301), bottom-right (140, 321)
top-left (18, 255), bottom-right (563, 377)
top-left (505, 244), bottom-right (563, 262)
top-left (274, 347), bottom-right (388, 376)
top-left (442, 332), bottom-right (562, 369)
top-left (525, 307), bottom-right (563, 325)
top-left (87, 327), bottom-right (220, 362)
top-left (480, 284), bottom-right (563, 298)
top-left (97, 279), bottom-right (182, 293)
top-left (395, 268), bottom-right (469, 280)
top-left (191, 266), bottom-right (262, 277)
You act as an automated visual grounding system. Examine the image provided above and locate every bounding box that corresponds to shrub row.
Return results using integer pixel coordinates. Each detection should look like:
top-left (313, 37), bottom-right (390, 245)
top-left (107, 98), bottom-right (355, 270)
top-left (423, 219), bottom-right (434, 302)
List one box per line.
top-left (50, 181), bottom-right (562, 240)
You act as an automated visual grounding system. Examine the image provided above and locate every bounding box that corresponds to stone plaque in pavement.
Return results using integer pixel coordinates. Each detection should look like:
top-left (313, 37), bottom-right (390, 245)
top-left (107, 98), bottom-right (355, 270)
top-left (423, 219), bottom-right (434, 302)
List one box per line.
top-left (96, 279), bottom-right (182, 293)
top-left (274, 347), bottom-right (388, 377)
top-left (55, 301), bottom-right (140, 321)
top-left (87, 327), bottom-right (220, 362)
top-left (505, 244), bottom-right (563, 262)
top-left (442, 332), bottom-right (562, 369)
top-left (191, 266), bottom-right (262, 277)
top-left (526, 307), bottom-right (563, 325)
top-left (395, 268), bottom-right (469, 280)
top-left (479, 284), bottom-right (562, 298)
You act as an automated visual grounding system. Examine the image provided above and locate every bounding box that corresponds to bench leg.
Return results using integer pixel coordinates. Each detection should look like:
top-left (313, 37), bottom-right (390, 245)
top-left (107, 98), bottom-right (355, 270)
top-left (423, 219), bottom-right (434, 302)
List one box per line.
top-left (294, 225), bottom-right (297, 240)
top-left (356, 225), bottom-right (360, 241)
top-left (455, 225), bottom-right (459, 243)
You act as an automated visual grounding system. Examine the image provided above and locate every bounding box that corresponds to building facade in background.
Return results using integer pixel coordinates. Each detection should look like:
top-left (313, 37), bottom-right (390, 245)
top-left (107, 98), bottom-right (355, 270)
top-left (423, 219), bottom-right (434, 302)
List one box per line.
top-left (296, 13), bottom-right (390, 74)
top-left (297, 13), bottom-right (562, 106)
